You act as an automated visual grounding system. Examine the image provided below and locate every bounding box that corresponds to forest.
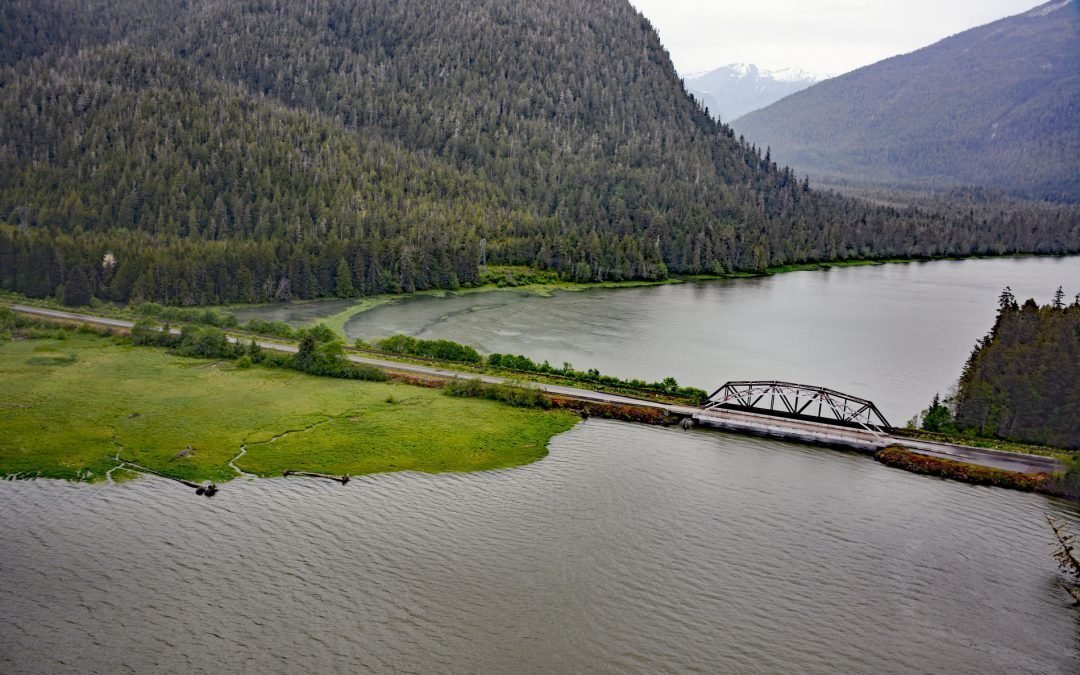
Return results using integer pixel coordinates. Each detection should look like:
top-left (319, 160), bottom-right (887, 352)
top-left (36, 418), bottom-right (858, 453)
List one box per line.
top-left (1, 0), bottom-right (1079, 306)
top-left (950, 288), bottom-right (1080, 449)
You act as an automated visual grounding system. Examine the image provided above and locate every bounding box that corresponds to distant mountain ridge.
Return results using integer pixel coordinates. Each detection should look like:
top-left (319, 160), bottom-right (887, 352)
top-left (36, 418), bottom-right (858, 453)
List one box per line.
top-left (732, 0), bottom-right (1080, 202)
top-left (683, 63), bottom-right (818, 122)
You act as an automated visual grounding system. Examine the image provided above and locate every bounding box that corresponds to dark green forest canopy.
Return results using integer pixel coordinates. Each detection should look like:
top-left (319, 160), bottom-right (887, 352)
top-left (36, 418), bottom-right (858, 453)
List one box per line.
top-left (954, 290), bottom-right (1080, 449)
top-left (1, 0), bottom-right (1078, 305)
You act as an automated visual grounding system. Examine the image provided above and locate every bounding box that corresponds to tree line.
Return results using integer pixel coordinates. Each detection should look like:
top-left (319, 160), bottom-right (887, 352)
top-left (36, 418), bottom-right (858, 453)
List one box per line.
top-left (921, 287), bottom-right (1080, 449)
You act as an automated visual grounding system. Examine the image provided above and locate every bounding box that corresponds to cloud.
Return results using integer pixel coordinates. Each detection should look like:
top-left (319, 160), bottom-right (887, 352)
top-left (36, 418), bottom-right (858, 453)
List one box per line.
top-left (630, 0), bottom-right (1045, 76)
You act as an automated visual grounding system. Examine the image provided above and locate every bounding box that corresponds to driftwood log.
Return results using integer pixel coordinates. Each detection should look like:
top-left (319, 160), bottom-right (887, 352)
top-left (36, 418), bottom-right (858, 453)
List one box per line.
top-left (283, 470), bottom-right (350, 484)
top-left (1047, 515), bottom-right (1080, 603)
top-left (117, 457), bottom-right (217, 497)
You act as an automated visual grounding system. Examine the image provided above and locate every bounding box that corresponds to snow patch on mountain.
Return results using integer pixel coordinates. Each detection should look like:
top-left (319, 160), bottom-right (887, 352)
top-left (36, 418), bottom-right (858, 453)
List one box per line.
top-left (1024, 0), bottom-right (1073, 18)
top-left (682, 63), bottom-right (821, 121)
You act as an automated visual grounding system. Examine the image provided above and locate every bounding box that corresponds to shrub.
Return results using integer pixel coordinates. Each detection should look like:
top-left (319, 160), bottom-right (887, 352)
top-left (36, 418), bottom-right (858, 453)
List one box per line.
top-left (487, 352), bottom-right (540, 371)
top-left (131, 319), bottom-right (162, 346)
top-left (132, 302), bottom-right (236, 328)
top-left (443, 379), bottom-right (550, 408)
top-left (240, 319), bottom-right (295, 338)
top-left (298, 323), bottom-right (337, 344)
top-left (175, 326), bottom-right (237, 359)
top-left (378, 334), bottom-right (481, 363)
top-left (260, 351), bottom-right (294, 369)
top-left (0, 306), bottom-right (16, 331)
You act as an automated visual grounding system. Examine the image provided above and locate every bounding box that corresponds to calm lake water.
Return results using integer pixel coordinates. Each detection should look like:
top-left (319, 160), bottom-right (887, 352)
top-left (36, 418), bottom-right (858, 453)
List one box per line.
top-left (4, 256), bottom-right (1080, 673)
top-left (337, 256), bottom-right (1080, 422)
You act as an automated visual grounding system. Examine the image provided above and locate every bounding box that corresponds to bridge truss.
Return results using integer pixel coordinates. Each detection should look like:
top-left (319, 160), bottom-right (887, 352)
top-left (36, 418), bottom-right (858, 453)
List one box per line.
top-left (703, 381), bottom-right (892, 433)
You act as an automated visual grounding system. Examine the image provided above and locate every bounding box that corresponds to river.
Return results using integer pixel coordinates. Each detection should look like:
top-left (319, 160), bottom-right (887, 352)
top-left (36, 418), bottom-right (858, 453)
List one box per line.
top-left (3, 256), bottom-right (1080, 673)
top-left (235, 255), bottom-right (1080, 422)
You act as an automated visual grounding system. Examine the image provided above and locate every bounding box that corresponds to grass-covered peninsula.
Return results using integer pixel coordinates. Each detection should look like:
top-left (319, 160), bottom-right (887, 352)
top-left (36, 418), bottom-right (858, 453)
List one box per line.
top-left (0, 330), bottom-right (578, 483)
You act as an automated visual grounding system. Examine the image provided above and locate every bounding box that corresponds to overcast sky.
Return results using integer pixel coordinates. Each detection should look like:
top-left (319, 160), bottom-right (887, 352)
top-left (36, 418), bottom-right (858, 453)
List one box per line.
top-left (628, 0), bottom-right (1045, 77)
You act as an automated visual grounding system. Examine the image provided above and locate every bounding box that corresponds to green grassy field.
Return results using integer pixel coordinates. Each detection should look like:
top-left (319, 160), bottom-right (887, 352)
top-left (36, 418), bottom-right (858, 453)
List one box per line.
top-left (0, 333), bottom-right (578, 483)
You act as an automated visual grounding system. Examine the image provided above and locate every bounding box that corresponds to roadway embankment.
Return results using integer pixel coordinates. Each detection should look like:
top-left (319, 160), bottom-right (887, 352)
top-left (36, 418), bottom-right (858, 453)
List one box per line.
top-left (875, 446), bottom-right (1053, 494)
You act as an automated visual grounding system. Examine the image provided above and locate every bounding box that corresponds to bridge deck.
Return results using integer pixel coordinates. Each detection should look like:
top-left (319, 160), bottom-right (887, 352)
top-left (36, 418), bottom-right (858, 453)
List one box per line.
top-left (693, 407), bottom-right (888, 452)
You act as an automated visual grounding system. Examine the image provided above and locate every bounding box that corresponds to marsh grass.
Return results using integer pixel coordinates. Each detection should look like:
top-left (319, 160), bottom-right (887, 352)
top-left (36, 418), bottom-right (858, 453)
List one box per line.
top-left (0, 333), bottom-right (578, 483)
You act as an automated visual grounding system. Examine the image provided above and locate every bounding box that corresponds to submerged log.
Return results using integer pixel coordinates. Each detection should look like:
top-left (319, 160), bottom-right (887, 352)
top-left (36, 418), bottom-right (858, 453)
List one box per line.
top-left (283, 470), bottom-right (350, 484)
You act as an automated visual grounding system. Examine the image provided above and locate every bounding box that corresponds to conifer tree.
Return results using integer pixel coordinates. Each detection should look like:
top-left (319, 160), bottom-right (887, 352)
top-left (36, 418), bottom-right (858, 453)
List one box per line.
top-left (63, 267), bottom-right (93, 307)
top-left (335, 258), bottom-right (354, 299)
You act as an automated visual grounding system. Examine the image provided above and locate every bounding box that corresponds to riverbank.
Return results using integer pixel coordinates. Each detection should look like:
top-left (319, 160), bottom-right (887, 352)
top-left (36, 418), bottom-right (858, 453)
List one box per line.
top-left (230, 262), bottom-right (877, 336)
top-left (0, 331), bottom-right (578, 483)
top-left (874, 446), bottom-right (1053, 494)
top-left (693, 252), bottom-right (1054, 280)
top-left (225, 254), bottom-right (1068, 338)
top-left (3, 255), bottom-right (1065, 342)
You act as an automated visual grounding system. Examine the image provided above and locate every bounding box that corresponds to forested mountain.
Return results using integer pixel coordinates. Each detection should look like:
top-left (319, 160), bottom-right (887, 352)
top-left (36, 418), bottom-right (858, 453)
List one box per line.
top-left (953, 288), bottom-right (1080, 449)
top-left (1, 0), bottom-right (1078, 306)
top-left (733, 0), bottom-right (1080, 202)
top-left (684, 64), bottom-right (818, 122)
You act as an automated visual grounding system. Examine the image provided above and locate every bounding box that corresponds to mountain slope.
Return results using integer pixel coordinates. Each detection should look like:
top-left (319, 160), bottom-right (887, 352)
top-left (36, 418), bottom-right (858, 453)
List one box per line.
top-left (684, 64), bottom-right (818, 122)
top-left (0, 0), bottom-right (1078, 306)
top-left (733, 0), bottom-right (1080, 202)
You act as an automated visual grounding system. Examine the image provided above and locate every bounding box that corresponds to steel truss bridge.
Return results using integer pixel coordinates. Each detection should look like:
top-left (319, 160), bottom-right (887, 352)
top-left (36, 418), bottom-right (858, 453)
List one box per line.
top-left (703, 381), bottom-right (893, 433)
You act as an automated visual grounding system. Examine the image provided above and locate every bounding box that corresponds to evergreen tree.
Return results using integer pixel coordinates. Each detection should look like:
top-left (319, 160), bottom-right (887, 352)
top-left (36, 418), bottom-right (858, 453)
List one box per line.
top-left (294, 334), bottom-right (317, 372)
top-left (62, 267), bottom-right (93, 307)
top-left (335, 257), bottom-right (354, 299)
top-left (919, 393), bottom-right (956, 433)
top-left (998, 286), bottom-right (1017, 312)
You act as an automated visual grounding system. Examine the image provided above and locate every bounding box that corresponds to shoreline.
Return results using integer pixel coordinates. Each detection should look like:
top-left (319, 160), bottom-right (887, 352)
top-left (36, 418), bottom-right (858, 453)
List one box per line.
top-left (874, 446), bottom-right (1061, 496)
top-left (225, 253), bottom-right (1074, 337)
top-left (4, 253), bottom-right (1069, 340)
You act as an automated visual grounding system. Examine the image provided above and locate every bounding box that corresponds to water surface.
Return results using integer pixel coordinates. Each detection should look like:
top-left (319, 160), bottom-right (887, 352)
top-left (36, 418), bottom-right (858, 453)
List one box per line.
top-left (339, 256), bottom-right (1080, 422)
top-left (5, 256), bottom-right (1079, 673)
top-left (2, 422), bottom-right (1078, 673)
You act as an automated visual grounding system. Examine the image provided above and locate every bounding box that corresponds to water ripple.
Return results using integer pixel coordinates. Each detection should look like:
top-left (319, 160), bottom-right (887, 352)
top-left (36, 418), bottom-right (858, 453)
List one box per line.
top-left (1, 420), bottom-right (1078, 673)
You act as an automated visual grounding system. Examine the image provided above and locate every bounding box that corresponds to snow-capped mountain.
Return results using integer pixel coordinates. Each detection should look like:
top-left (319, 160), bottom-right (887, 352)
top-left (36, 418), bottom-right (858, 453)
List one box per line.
top-left (683, 63), bottom-right (819, 122)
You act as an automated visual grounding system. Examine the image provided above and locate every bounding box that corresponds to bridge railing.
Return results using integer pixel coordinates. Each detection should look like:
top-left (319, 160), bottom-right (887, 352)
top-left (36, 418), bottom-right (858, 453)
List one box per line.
top-left (703, 380), bottom-right (892, 433)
